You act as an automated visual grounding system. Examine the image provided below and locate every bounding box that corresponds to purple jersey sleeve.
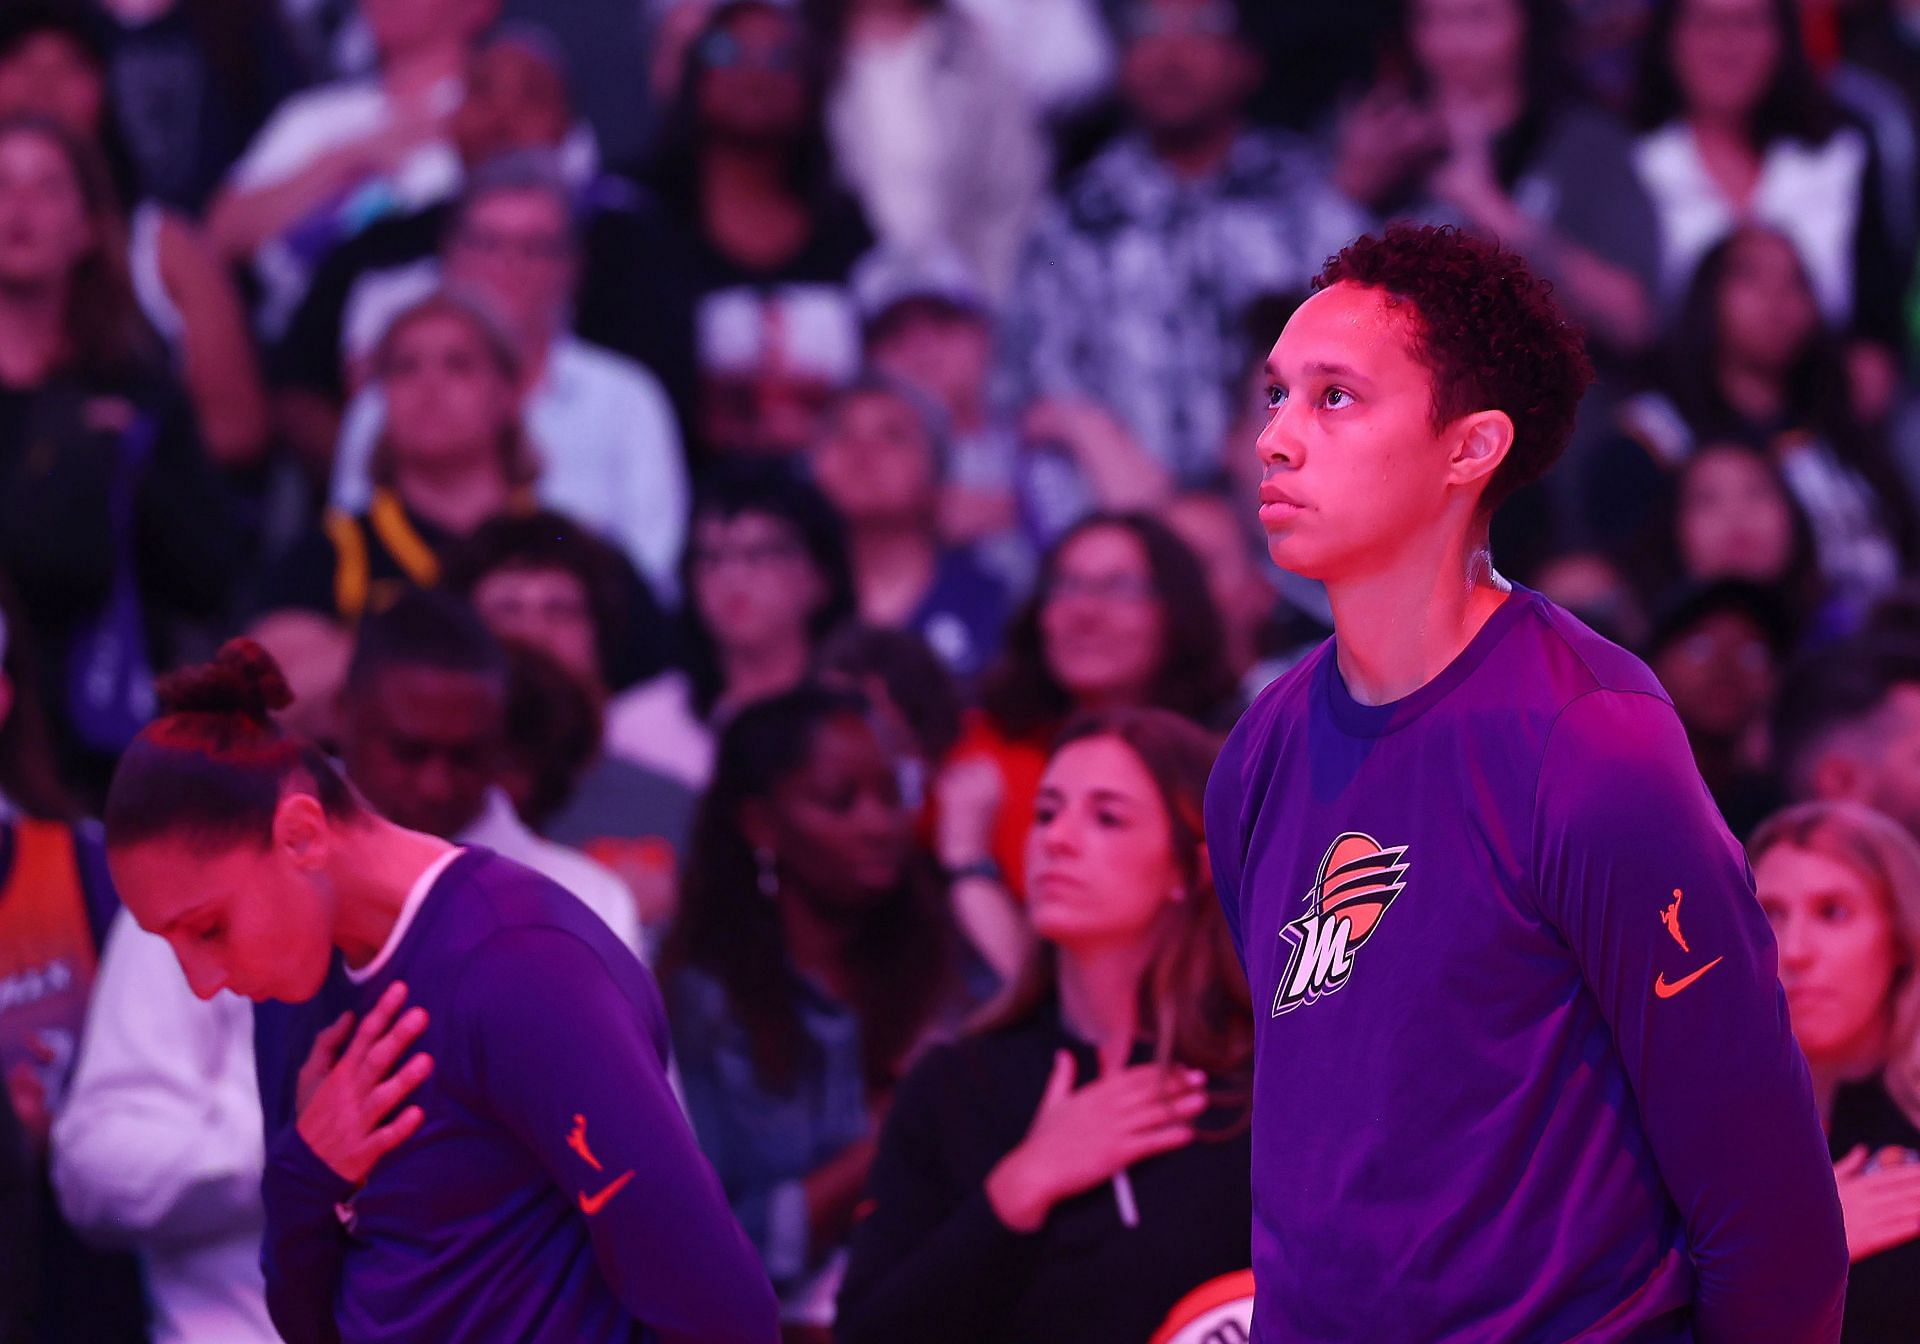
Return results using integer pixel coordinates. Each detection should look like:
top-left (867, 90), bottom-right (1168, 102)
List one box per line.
top-left (1532, 690), bottom-right (1846, 1343)
top-left (260, 1126), bottom-right (354, 1344)
top-left (451, 927), bottom-right (780, 1344)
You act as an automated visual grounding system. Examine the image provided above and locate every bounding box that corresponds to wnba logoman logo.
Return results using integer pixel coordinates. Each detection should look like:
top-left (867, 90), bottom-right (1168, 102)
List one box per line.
top-left (1271, 832), bottom-right (1410, 1017)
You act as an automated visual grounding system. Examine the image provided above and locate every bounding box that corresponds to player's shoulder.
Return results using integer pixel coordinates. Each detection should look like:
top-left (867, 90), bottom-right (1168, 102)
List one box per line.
top-left (1504, 587), bottom-right (1672, 714)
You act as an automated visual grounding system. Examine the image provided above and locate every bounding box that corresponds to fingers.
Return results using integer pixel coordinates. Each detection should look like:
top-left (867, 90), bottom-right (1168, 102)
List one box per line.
top-left (1836, 1145), bottom-right (1870, 1177)
top-left (361, 1052), bottom-right (434, 1124)
top-left (1039, 1050), bottom-right (1077, 1110)
top-left (304, 1011), bottom-right (356, 1072)
top-left (360, 1104), bottom-right (426, 1167)
top-left (343, 982), bottom-right (410, 1068)
top-left (1119, 1121), bottom-right (1199, 1166)
top-left (361, 1006), bottom-right (430, 1081)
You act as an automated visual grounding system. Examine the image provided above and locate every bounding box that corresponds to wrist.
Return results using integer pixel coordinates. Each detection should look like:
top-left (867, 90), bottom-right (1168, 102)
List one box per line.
top-left (943, 855), bottom-right (1003, 885)
top-left (985, 1148), bottom-right (1051, 1233)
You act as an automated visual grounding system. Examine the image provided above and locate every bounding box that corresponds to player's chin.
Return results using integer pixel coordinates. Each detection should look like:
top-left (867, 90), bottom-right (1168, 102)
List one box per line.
top-left (1264, 531), bottom-right (1333, 581)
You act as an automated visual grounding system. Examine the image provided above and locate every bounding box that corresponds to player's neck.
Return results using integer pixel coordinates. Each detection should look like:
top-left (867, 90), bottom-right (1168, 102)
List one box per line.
top-left (1324, 529), bottom-right (1510, 707)
top-left (331, 819), bottom-right (460, 969)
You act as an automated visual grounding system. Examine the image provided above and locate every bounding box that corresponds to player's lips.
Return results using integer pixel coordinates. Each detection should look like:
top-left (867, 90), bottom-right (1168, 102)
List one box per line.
top-left (1258, 482), bottom-right (1307, 525)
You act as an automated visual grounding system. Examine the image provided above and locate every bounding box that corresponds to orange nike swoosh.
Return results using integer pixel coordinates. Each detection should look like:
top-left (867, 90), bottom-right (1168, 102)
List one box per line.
top-left (579, 1169), bottom-right (634, 1216)
top-left (1654, 956), bottom-right (1724, 999)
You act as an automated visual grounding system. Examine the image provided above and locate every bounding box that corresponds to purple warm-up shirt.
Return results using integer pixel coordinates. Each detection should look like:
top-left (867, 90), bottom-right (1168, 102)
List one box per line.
top-left (260, 848), bottom-right (778, 1344)
top-left (1204, 586), bottom-right (1845, 1343)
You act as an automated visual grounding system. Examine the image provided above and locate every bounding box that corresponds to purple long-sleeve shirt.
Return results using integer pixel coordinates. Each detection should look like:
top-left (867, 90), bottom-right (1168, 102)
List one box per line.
top-left (1204, 586), bottom-right (1845, 1343)
top-left (260, 848), bottom-right (778, 1344)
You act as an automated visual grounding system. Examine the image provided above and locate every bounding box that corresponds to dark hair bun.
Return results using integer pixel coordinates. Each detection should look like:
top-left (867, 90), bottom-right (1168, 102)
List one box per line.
top-left (156, 638), bottom-right (294, 724)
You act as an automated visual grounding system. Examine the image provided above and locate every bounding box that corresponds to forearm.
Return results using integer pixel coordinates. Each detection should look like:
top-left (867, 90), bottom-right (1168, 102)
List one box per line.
top-left (208, 147), bottom-right (364, 260)
top-left (260, 1128), bottom-right (352, 1344)
top-left (54, 1094), bottom-right (262, 1246)
top-left (162, 223), bottom-right (270, 467)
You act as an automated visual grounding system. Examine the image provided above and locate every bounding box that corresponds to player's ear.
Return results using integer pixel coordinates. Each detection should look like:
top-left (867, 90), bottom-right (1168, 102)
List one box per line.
top-left (1448, 409), bottom-right (1514, 494)
top-left (272, 793), bottom-right (333, 872)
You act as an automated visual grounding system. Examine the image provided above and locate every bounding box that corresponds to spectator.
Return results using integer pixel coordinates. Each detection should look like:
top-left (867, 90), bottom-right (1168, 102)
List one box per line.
top-left (944, 0), bottom-right (1113, 119)
top-left (95, 0), bottom-right (307, 212)
top-left (1622, 440), bottom-right (1831, 634)
top-left (271, 24), bottom-right (671, 479)
top-left (253, 590), bottom-right (643, 1143)
top-left (816, 622), bottom-right (964, 813)
top-left (837, 708), bottom-right (1253, 1344)
top-left (663, 683), bottom-right (990, 1329)
top-left (52, 902), bottom-right (276, 1343)
top-left (999, 0), bottom-right (1365, 484)
top-left (647, 1), bottom-right (873, 460)
top-left (446, 511), bottom-right (695, 944)
top-left (1645, 579), bottom-right (1792, 835)
top-left (0, 583), bottom-right (148, 1340)
top-left (1332, 0), bottom-right (1659, 357)
top-left (0, 3), bottom-right (270, 469)
top-left (1527, 548), bottom-right (1651, 650)
top-left (812, 0), bottom-right (1048, 298)
top-left (607, 463), bottom-right (856, 790)
top-left (1772, 637), bottom-right (1920, 835)
top-left (937, 513), bottom-right (1234, 906)
top-left (1751, 800), bottom-right (1920, 1339)
top-left (208, 0), bottom-right (500, 333)
top-left (259, 290), bottom-right (537, 624)
top-left (327, 154), bottom-right (690, 596)
top-left (810, 374), bottom-right (1011, 684)
top-left (0, 115), bottom-right (239, 804)
top-left (1594, 226), bottom-right (1917, 624)
top-left (1629, 0), bottom-right (1906, 360)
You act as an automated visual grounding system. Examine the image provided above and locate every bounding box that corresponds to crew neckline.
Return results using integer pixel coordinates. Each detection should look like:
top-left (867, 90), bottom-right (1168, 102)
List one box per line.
top-left (1319, 584), bottom-right (1539, 739)
top-left (345, 846), bottom-right (464, 984)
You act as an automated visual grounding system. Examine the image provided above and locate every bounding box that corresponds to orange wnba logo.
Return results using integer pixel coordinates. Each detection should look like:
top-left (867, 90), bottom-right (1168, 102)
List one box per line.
top-left (1272, 832), bottom-right (1410, 1017)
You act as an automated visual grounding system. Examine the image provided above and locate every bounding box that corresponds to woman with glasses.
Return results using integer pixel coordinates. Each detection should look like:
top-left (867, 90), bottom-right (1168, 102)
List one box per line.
top-left (606, 461), bottom-right (857, 790)
top-left (933, 514), bottom-right (1233, 977)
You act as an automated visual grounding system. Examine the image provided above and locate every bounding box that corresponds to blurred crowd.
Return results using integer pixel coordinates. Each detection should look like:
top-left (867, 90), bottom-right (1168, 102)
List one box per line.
top-left (6, 0), bottom-right (1920, 1339)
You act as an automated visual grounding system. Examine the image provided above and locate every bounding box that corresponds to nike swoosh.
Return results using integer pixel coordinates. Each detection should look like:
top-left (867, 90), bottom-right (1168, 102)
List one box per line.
top-left (1654, 956), bottom-right (1725, 999)
top-left (578, 1169), bottom-right (635, 1216)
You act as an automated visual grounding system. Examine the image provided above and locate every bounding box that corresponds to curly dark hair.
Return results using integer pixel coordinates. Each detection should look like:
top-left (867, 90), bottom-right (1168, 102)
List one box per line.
top-left (981, 512), bottom-right (1235, 740)
top-left (1313, 223), bottom-right (1594, 512)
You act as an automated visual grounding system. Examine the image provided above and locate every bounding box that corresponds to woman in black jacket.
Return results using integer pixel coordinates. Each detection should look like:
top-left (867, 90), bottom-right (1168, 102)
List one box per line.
top-left (837, 707), bottom-right (1253, 1344)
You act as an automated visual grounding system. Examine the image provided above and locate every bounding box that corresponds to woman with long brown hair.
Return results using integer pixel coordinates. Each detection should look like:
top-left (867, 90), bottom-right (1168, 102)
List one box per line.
top-left (836, 707), bottom-right (1254, 1344)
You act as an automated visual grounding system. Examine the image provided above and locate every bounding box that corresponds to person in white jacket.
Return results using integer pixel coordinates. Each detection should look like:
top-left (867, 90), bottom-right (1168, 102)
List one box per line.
top-left (51, 910), bottom-right (278, 1344)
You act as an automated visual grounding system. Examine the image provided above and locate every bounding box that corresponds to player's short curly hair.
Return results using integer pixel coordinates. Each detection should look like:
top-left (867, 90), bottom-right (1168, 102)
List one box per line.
top-left (1313, 224), bottom-right (1594, 511)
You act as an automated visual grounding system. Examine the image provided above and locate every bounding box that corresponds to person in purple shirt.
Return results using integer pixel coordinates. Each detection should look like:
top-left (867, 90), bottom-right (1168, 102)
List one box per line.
top-left (1203, 223), bottom-right (1848, 1342)
top-left (96, 639), bottom-right (778, 1344)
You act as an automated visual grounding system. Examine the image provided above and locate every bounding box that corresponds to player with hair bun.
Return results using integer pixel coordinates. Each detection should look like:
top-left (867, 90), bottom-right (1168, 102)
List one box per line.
top-left (102, 640), bottom-right (778, 1344)
top-left (1205, 225), bottom-right (1847, 1341)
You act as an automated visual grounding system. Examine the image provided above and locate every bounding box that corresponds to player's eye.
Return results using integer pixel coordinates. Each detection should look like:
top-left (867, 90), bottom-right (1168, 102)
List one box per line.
top-left (197, 921), bottom-right (225, 944)
top-left (1033, 801), bottom-right (1059, 826)
top-left (1096, 808), bottom-right (1125, 829)
top-left (1265, 384), bottom-right (1285, 410)
top-left (1817, 899), bottom-right (1851, 925)
top-left (1322, 387), bottom-right (1353, 409)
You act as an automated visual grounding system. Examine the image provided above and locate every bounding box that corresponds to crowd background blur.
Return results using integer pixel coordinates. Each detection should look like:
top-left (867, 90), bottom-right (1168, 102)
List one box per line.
top-left (6, 0), bottom-right (1920, 1340)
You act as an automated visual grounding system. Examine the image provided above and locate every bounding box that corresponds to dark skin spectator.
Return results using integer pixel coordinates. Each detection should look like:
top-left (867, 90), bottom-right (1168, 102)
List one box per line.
top-left (0, 4), bottom-right (268, 467)
top-left (0, 115), bottom-right (238, 803)
top-left (662, 684), bottom-right (987, 1338)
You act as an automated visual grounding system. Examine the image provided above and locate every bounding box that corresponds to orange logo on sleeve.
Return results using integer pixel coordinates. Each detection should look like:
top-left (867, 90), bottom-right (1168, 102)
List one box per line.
top-left (1655, 888), bottom-right (1722, 998)
top-left (566, 1114), bottom-right (634, 1216)
top-left (1661, 888), bottom-right (1690, 952)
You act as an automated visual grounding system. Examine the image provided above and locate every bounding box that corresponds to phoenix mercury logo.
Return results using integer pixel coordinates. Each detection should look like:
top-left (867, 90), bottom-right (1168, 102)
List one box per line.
top-left (1272, 832), bottom-right (1410, 1017)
